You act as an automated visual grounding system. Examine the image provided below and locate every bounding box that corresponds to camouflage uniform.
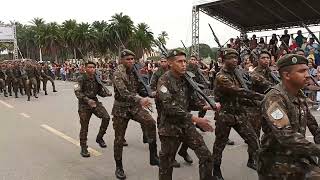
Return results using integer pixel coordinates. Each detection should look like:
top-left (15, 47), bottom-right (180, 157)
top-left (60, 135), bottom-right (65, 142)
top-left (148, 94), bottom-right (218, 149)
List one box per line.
top-left (74, 73), bottom-right (111, 150)
top-left (247, 66), bottom-right (279, 157)
top-left (0, 65), bottom-right (7, 97)
top-left (35, 65), bottom-right (42, 93)
top-left (157, 70), bottom-right (214, 180)
top-left (258, 83), bottom-right (320, 179)
top-left (5, 66), bottom-right (14, 96)
top-left (25, 64), bottom-right (38, 100)
top-left (41, 65), bottom-right (57, 94)
top-left (111, 63), bottom-right (158, 168)
top-left (213, 66), bottom-right (262, 172)
top-left (187, 63), bottom-right (209, 117)
top-left (12, 65), bottom-right (23, 97)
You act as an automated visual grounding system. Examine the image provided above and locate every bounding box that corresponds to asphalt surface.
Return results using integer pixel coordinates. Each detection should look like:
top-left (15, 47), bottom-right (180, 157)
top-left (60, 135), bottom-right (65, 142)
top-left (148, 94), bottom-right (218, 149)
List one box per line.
top-left (0, 80), bottom-right (319, 180)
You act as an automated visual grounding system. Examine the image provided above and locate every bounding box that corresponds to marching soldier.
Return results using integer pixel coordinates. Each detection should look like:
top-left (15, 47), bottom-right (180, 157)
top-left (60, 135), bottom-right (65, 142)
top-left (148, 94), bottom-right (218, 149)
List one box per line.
top-left (41, 63), bottom-right (57, 95)
top-left (247, 49), bottom-right (280, 169)
top-left (0, 64), bottom-right (8, 97)
top-left (5, 63), bottom-right (14, 97)
top-left (157, 49), bottom-right (218, 180)
top-left (150, 56), bottom-right (184, 168)
top-left (112, 49), bottom-right (159, 179)
top-left (258, 54), bottom-right (320, 180)
top-left (212, 48), bottom-right (262, 180)
top-left (25, 61), bottom-right (38, 101)
top-left (12, 63), bottom-right (23, 98)
top-left (74, 61), bottom-right (112, 157)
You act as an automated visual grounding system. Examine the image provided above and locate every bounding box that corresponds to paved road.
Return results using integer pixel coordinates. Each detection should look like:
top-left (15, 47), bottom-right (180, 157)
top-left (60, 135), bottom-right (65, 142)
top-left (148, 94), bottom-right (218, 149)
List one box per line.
top-left (0, 80), bottom-right (319, 180)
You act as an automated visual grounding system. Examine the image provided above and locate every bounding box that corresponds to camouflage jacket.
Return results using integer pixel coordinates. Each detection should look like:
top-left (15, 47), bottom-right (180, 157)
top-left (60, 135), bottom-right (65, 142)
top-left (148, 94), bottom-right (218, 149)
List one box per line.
top-left (5, 69), bottom-right (14, 79)
top-left (214, 67), bottom-right (264, 114)
top-left (12, 67), bottom-right (22, 78)
top-left (74, 74), bottom-right (108, 109)
top-left (25, 66), bottom-right (37, 78)
top-left (250, 66), bottom-right (278, 94)
top-left (156, 71), bottom-right (205, 137)
top-left (187, 63), bottom-right (208, 88)
top-left (150, 67), bottom-right (168, 91)
top-left (258, 83), bottom-right (320, 175)
top-left (112, 64), bottom-right (144, 107)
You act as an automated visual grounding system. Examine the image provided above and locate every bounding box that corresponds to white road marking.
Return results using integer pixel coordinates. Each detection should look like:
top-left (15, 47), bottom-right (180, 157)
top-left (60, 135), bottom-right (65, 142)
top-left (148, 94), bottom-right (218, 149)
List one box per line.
top-left (20, 113), bottom-right (31, 118)
top-left (0, 100), bottom-right (14, 108)
top-left (40, 124), bottom-right (102, 156)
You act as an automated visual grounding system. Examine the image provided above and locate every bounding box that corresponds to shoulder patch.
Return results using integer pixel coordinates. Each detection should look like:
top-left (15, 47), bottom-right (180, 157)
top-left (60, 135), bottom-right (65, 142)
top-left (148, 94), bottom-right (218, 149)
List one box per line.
top-left (270, 109), bottom-right (284, 120)
top-left (74, 83), bottom-right (80, 91)
top-left (160, 85), bottom-right (168, 93)
top-left (266, 102), bottom-right (289, 129)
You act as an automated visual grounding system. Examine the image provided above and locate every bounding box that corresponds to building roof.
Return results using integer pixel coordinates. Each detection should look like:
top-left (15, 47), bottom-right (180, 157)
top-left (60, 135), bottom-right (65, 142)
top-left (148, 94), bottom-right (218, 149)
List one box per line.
top-left (197, 0), bottom-right (320, 32)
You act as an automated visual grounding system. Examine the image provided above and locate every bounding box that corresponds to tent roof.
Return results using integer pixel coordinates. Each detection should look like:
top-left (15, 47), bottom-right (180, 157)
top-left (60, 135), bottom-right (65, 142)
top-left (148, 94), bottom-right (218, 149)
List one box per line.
top-left (197, 0), bottom-right (320, 32)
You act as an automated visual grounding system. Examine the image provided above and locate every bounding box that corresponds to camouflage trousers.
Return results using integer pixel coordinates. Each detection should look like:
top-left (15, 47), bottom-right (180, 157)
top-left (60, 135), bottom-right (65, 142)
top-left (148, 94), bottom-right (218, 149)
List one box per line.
top-left (26, 77), bottom-right (37, 98)
top-left (13, 78), bottom-right (25, 95)
top-left (159, 126), bottom-right (213, 180)
top-left (245, 107), bottom-right (262, 159)
top-left (112, 105), bottom-right (156, 161)
top-left (212, 112), bottom-right (259, 166)
top-left (78, 102), bottom-right (110, 147)
top-left (42, 77), bottom-right (56, 93)
top-left (0, 78), bottom-right (5, 92)
top-left (5, 77), bottom-right (15, 95)
top-left (258, 160), bottom-right (320, 180)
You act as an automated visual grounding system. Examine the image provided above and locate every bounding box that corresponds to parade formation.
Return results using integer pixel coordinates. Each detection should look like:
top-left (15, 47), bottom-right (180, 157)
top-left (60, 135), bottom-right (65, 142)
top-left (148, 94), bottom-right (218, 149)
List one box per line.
top-left (2, 0), bottom-right (320, 180)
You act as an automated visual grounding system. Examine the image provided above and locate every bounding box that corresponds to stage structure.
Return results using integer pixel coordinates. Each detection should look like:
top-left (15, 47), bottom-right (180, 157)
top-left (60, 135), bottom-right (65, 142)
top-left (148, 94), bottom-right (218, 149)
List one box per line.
top-left (0, 25), bottom-right (18, 60)
top-left (191, 0), bottom-right (320, 56)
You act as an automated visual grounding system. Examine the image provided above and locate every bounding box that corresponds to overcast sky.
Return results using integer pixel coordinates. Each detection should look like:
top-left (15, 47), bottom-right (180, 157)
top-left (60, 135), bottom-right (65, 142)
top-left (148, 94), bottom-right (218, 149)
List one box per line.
top-left (2, 0), bottom-right (318, 49)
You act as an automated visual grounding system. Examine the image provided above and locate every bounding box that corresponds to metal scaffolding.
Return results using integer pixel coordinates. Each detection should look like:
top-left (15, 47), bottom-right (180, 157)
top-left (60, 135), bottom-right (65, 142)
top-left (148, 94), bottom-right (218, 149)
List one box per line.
top-left (191, 6), bottom-right (200, 57)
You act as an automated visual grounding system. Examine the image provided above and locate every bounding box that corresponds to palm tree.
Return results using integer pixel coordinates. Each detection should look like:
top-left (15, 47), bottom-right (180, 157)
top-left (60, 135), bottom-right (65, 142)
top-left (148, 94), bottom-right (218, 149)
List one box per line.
top-left (92, 20), bottom-right (111, 60)
top-left (30, 17), bottom-right (46, 61)
top-left (42, 22), bottom-right (62, 62)
top-left (158, 31), bottom-right (169, 45)
top-left (61, 19), bottom-right (78, 60)
top-left (109, 13), bottom-right (134, 51)
top-left (129, 23), bottom-right (154, 59)
top-left (73, 23), bottom-right (96, 60)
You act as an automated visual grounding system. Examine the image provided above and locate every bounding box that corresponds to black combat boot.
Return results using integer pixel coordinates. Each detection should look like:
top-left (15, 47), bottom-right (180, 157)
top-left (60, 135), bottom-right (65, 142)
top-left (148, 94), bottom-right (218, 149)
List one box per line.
top-left (142, 135), bottom-right (148, 144)
top-left (247, 156), bottom-right (257, 170)
top-left (53, 89), bottom-right (57, 92)
top-left (178, 150), bottom-right (193, 164)
top-left (115, 160), bottom-right (126, 179)
top-left (226, 139), bottom-right (235, 145)
top-left (27, 96), bottom-right (30, 101)
top-left (212, 164), bottom-right (224, 180)
top-left (122, 139), bottom-right (128, 147)
top-left (80, 146), bottom-right (90, 158)
top-left (34, 93), bottom-right (38, 98)
top-left (44, 91), bottom-right (48, 95)
top-left (96, 135), bottom-right (107, 148)
top-left (15, 92), bottom-right (18, 98)
top-left (172, 159), bottom-right (181, 168)
top-left (4, 90), bottom-right (8, 97)
top-left (149, 141), bottom-right (160, 166)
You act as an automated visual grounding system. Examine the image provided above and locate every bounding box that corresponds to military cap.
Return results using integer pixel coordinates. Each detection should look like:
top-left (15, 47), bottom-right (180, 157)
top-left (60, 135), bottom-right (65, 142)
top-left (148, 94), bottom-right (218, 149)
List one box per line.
top-left (257, 49), bottom-right (271, 59)
top-left (120, 49), bottom-right (135, 58)
top-left (85, 61), bottom-right (96, 67)
top-left (167, 49), bottom-right (186, 60)
top-left (276, 54), bottom-right (308, 70)
top-left (221, 48), bottom-right (239, 58)
top-left (160, 55), bottom-right (166, 59)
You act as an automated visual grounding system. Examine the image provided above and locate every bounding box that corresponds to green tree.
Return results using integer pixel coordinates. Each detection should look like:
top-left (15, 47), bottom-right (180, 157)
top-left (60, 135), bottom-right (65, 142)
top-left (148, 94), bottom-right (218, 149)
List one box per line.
top-left (129, 23), bottom-right (154, 59)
